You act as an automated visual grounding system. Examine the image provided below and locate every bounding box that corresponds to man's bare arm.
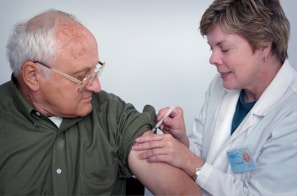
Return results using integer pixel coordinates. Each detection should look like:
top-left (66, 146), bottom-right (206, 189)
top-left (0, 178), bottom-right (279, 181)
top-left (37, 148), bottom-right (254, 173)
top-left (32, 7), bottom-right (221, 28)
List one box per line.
top-left (128, 131), bottom-right (202, 195)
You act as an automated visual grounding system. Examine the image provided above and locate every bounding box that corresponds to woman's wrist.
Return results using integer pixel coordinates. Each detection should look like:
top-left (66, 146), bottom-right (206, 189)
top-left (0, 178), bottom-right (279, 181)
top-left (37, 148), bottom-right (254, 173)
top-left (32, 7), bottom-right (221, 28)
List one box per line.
top-left (184, 152), bottom-right (204, 179)
top-left (193, 162), bottom-right (205, 181)
top-left (176, 134), bottom-right (189, 147)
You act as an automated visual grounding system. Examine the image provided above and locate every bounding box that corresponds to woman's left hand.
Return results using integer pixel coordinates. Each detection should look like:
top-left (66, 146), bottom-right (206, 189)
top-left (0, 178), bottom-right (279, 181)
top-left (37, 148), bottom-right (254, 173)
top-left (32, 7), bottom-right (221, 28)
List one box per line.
top-left (132, 133), bottom-right (193, 170)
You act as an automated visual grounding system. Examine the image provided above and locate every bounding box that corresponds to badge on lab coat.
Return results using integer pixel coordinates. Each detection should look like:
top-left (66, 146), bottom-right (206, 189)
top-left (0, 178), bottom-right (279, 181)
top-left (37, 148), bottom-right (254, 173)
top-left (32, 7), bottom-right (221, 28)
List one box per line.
top-left (227, 147), bottom-right (256, 173)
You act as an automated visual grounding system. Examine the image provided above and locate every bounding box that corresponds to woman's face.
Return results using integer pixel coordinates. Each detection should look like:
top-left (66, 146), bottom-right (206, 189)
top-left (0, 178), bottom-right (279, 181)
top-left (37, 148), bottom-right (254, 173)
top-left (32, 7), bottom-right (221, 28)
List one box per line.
top-left (207, 24), bottom-right (266, 92)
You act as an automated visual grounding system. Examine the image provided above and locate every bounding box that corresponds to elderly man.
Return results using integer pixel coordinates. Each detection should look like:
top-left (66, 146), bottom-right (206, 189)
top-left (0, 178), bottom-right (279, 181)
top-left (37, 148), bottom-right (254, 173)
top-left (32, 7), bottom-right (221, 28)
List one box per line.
top-left (0, 9), bottom-right (200, 195)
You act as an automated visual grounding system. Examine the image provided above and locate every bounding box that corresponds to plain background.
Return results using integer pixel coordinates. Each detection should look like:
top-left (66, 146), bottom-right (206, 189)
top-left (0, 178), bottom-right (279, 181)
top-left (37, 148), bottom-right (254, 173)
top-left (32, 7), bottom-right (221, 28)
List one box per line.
top-left (0, 0), bottom-right (296, 137)
top-left (0, 1), bottom-right (296, 195)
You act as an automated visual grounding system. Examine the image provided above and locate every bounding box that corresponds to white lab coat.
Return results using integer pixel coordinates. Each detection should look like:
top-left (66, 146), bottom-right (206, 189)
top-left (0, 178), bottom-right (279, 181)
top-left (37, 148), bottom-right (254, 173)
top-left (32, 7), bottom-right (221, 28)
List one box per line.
top-left (189, 61), bottom-right (297, 196)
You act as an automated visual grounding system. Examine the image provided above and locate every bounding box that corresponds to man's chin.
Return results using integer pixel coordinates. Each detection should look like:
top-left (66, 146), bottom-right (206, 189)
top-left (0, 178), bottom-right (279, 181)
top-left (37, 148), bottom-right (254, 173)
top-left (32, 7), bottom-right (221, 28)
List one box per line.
top-left (70, 106), bottom-right (93, 118)
top-left (79, 108), bottom-right (92, 117)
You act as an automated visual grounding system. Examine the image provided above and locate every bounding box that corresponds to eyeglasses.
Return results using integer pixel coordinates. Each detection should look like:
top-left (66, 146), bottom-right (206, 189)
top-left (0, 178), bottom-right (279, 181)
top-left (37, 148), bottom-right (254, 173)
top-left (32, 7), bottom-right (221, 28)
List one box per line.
top-left (34, 60), bottom-right (105, 92)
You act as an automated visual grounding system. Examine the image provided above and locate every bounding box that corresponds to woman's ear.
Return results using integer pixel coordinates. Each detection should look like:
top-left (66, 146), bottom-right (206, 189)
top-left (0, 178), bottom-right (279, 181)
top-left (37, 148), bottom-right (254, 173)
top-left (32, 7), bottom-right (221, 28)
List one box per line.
top-left (21, 61), bottom-right (40, 91)
top-left (262, 42), bottom-right (272, 60)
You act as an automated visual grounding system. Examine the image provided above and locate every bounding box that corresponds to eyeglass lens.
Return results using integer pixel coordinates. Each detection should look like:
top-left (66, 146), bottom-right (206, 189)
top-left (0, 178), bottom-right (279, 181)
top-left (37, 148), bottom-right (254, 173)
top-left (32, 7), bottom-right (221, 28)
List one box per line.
top-left (78, 62), bottom-right (104, 91)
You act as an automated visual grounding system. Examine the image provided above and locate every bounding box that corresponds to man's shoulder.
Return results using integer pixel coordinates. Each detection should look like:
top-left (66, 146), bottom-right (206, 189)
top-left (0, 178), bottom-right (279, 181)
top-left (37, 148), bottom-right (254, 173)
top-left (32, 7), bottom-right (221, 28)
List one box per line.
top-left (0, 80), bottom-right (12, 92)
top-left (0, 81), bottom-right (15, 109)
top-left (92, 90), bottom-right (124, 105)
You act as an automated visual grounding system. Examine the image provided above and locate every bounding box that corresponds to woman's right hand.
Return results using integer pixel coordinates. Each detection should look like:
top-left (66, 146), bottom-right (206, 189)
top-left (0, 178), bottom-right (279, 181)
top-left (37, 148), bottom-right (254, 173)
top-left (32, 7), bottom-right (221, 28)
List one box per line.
top-left (157, 106), bottom-right (189, 146)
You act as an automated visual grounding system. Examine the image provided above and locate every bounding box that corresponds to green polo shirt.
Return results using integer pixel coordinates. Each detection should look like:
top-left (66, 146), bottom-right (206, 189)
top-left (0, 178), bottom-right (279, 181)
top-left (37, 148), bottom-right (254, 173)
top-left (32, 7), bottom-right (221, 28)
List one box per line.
top-left (0, 79), bottom-right (156, 195)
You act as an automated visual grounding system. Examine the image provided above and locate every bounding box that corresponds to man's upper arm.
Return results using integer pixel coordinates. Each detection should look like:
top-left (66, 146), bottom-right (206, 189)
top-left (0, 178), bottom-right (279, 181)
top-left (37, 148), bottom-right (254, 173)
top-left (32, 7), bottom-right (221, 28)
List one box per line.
top-left (128, 131), bottom-right (201, 195)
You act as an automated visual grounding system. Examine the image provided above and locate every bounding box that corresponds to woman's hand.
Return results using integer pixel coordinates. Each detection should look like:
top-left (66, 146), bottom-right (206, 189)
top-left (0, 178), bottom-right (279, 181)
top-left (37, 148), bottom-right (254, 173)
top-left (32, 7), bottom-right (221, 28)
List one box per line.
top-left (156, 106), bottom-right (189, 146)
top-left (132, 133), bottom-right (193, 171)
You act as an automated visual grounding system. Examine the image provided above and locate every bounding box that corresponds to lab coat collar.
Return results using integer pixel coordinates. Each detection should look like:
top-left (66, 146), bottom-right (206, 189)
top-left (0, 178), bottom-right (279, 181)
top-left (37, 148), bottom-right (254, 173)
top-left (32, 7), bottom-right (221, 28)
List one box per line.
top-left (230, 60), bottom-right (295, 139)
top-left (252, 60), bottom-right (294, 116)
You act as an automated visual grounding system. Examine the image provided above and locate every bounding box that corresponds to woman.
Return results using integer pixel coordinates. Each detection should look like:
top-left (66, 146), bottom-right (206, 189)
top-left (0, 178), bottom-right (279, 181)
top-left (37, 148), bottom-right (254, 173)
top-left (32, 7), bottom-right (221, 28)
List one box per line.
top-left (133, 0), bottom-right (297, 195)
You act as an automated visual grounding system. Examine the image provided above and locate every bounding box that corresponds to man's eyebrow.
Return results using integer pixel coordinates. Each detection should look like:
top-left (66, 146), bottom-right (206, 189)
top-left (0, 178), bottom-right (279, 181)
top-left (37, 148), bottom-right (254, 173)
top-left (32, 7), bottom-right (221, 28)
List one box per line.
top-left (71, 67), bottom-right (91, 76)
top-left (71, 61), bottom-right (100, 75)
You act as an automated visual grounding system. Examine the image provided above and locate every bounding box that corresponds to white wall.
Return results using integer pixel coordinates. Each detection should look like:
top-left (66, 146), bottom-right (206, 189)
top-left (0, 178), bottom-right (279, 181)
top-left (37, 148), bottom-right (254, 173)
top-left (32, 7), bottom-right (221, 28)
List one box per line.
top-left (0, 0), bottom-right (296, 132)
top-left (281, 0), bottom-right (297, 68)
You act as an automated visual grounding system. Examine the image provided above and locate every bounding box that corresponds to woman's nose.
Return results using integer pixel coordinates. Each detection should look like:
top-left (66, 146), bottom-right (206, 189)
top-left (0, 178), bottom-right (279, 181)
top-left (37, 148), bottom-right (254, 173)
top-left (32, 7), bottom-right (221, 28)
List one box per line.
top-left (209, 51), bottom-right (220, 66)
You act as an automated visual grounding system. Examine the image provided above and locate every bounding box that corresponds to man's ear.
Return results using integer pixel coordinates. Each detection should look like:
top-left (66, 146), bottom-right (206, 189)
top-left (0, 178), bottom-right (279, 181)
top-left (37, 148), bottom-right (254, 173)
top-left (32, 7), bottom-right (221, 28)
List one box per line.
top-left (21, 61), bottom-right (41, 91)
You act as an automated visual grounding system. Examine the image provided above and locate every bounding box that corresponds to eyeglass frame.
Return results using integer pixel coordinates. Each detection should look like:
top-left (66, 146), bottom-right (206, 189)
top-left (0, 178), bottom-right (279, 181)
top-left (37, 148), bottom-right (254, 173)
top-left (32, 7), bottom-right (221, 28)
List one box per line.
top-left (34, 60), bottom-right (105, 92)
